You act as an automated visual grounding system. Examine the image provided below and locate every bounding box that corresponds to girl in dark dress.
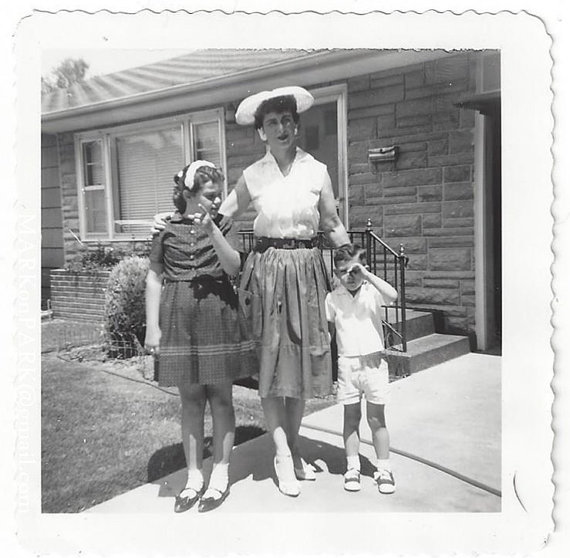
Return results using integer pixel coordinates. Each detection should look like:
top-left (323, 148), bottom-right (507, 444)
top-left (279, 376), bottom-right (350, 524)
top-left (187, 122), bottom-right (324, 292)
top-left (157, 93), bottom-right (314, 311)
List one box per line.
top-left (144, 161), bottom-right (256, 513)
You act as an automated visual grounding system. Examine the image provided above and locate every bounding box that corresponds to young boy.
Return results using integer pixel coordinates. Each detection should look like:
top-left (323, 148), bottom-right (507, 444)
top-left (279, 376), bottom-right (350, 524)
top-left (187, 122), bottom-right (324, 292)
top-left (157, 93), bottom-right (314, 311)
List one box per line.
top-left (325, 244), bottom-right (398, 494)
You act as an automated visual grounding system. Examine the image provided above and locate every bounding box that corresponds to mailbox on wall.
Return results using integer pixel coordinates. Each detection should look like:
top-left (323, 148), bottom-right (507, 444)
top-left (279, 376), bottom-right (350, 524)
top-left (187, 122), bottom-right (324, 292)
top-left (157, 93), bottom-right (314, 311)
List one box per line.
top-left (368, 145), bottom-right (399, 163)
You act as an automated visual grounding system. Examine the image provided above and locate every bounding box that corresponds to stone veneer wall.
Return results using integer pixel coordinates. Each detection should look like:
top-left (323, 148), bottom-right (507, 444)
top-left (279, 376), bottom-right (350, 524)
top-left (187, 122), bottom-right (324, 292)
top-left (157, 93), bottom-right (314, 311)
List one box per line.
top-left (346, 53), bottom-right (477, 335)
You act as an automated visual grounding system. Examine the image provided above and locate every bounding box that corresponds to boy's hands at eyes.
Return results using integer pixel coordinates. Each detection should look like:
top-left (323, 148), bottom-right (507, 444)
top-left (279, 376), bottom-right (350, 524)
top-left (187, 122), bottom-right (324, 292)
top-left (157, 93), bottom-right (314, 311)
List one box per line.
top-left (347, 263), bottom-right (369, 280)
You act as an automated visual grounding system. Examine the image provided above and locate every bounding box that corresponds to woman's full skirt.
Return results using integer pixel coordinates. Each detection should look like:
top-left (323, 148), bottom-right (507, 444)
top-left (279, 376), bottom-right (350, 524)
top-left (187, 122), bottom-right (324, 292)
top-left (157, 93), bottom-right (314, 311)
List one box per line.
top-left (239, 246), bottom-right (332, 399)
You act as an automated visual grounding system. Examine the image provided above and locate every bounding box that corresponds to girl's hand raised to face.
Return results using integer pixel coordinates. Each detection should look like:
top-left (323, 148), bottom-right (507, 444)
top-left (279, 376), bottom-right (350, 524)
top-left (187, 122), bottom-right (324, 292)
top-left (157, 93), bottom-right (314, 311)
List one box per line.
top-left (190, 203), bottom-right (216, 234)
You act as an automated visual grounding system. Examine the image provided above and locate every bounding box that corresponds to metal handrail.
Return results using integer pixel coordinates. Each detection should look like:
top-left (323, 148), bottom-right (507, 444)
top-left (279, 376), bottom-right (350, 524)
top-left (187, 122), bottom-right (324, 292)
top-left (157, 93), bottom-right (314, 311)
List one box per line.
top-left (363, 219), bottom-right (409, 353)
top-left (237, 221), bottom-right (409, 352)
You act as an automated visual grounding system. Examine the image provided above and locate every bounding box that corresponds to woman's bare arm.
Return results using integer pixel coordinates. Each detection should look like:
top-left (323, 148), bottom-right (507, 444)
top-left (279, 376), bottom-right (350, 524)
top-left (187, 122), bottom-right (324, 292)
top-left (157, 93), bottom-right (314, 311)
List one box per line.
top-left (219, 174), bottom-right (252, 219)
top-left (318, 172), bottom-right (350, 248)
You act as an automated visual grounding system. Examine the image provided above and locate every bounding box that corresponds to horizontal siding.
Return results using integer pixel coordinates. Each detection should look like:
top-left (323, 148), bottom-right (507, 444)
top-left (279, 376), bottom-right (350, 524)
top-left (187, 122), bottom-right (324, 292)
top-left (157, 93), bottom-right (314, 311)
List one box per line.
top-left (41, 133), bottom-right (57, 148)
top-left (41, 207), bottom-right (64, 228)
top-left (41, 187), bottom-right (62, 208)
top-left (42, 250), bottom-right (65, 268)
top-left (42, 133), bottom-right (64, 306)
top-left (41, 167), bottom-right (60, 189)
top-left (41, 229), bottom-right (64, 249)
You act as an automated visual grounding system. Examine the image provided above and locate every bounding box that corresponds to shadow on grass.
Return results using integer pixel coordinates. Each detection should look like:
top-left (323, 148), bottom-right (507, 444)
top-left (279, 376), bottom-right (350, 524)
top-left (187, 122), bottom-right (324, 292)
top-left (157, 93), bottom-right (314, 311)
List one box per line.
top-left (147, 425), bottom-right (266, 482)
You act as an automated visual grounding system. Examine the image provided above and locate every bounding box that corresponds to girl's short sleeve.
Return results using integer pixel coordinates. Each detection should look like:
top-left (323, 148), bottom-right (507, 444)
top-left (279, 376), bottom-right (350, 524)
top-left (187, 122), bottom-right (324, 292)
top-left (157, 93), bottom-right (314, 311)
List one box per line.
top-left (149, 231), bottom-right (165, 264)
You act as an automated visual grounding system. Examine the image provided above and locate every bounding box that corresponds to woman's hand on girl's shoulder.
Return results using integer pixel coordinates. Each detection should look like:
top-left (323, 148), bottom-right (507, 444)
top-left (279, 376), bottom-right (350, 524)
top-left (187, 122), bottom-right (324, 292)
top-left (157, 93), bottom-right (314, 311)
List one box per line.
top-left (151, 212), bottom-right (173, 235)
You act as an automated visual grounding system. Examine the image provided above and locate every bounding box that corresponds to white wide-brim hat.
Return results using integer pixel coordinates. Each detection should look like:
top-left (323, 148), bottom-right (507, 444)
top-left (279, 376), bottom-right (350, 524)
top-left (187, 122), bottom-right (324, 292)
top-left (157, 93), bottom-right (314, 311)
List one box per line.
top-left (235, 86), bottom-right (314, 126)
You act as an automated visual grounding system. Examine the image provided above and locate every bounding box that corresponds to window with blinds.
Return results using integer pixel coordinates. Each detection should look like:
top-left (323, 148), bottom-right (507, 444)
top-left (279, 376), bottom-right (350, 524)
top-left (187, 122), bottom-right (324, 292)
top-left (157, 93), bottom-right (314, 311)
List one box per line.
top-left (76, 108), bottom-right (225, 240)
top-left (113, 126), bottom-right (184, 237)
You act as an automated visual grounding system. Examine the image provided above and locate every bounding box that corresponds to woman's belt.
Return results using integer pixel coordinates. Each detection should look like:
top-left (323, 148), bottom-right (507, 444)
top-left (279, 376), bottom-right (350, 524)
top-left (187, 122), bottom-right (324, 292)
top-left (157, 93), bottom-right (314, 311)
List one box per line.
top-left (254, 237), bottom-right (320, 252)
top-left (164, 274), bottom-right (226, 284)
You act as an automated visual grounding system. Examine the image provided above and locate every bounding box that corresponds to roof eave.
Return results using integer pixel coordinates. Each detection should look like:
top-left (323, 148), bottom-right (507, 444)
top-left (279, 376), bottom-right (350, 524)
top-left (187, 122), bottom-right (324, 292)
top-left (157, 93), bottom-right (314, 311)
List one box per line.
top-left (42, 49), bottom-right (455, 134)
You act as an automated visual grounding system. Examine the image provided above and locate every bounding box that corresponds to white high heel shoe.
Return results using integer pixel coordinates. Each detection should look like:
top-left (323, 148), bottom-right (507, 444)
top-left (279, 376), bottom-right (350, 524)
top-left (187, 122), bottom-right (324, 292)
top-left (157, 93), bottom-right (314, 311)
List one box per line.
top-left (274, 455), bottom-right (300, 497)
top-left (294, 459), bottom-right (317, 481)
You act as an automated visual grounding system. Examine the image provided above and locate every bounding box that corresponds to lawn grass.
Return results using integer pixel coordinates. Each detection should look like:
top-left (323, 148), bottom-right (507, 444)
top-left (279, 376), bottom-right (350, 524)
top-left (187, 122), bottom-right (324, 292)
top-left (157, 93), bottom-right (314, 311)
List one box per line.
top-left (41, 346), bottom-right (335, 513)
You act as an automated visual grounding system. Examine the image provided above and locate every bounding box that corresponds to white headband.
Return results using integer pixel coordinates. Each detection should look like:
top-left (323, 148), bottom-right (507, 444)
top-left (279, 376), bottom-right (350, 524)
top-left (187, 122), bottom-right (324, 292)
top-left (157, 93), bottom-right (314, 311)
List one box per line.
top-left (180, 160), bottom-right (217, 191)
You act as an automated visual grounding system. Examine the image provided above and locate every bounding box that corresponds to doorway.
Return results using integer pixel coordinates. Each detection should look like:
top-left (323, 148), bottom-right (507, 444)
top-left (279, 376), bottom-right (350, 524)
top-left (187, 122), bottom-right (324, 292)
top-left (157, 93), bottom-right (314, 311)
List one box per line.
top-left (298, 84), bottom-right (348, 226)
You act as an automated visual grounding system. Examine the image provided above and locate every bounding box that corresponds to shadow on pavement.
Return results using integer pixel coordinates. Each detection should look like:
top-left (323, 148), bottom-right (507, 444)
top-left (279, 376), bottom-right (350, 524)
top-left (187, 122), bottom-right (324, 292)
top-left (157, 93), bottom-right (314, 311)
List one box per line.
top-left (147, 425), bottom-right (266, 483)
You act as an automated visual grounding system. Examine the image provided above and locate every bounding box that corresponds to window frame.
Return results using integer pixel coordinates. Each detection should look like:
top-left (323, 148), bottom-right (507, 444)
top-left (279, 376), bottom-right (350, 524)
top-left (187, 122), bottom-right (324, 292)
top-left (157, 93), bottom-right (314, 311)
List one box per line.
top-left (74, 107), bottom-right (227, 241)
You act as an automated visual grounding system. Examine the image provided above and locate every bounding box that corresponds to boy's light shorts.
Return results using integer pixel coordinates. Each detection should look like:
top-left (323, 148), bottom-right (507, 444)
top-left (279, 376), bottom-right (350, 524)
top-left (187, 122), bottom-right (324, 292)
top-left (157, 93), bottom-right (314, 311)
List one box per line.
top-left (337, 351), bottom-right (390, 406)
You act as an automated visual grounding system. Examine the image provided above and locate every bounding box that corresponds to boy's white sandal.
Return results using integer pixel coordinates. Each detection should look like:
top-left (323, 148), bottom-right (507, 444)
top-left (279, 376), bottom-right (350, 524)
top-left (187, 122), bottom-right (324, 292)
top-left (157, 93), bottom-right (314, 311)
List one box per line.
top-left (343, 469), bottom-right (361, 492)
top-left (374, 469), bottom-right (396, 494)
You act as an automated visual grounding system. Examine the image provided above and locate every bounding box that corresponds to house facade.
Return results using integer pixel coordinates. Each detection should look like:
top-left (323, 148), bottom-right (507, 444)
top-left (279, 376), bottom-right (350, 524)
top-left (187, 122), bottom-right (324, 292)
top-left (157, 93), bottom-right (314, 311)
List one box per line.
top-left (41, 48), bottom-right (501, 351)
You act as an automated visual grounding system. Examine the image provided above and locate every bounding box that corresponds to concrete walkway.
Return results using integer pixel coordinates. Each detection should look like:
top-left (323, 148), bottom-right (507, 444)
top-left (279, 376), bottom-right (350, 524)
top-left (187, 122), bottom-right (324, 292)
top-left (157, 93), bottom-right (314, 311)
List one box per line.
top-left (86, 352), bottom-right (501, 514)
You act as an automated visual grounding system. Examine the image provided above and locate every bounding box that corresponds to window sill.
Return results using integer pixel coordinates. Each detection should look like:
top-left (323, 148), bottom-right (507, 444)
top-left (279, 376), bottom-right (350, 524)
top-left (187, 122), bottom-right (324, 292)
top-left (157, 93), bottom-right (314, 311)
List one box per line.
top-left (81, 237), bottom-right (153, 243)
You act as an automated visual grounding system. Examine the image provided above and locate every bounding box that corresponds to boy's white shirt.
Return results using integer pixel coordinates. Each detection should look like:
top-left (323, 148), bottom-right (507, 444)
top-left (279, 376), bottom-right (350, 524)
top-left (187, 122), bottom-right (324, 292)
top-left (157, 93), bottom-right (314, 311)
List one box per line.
top-left (325, 280), bottom-right (388, 357)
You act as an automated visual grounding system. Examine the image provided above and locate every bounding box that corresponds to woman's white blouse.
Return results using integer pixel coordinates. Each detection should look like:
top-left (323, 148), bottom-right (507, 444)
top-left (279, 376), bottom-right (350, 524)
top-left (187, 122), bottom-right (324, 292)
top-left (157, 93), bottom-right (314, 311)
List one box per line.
top-left (243, 148), bottom-right (330, 239)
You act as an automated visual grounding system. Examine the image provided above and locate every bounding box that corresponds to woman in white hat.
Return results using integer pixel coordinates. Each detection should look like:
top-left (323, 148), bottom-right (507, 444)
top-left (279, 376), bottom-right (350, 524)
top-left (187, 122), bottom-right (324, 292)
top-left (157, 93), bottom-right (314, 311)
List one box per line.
top-left (223, 86), bottom-right (350, 496)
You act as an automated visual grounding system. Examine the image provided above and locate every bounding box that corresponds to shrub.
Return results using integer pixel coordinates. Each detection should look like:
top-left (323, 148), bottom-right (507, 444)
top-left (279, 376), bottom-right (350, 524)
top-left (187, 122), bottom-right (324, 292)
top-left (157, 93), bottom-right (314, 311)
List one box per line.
top-left (65, 244), bottom-right (124, 273)
top-left (103, 255), bottom-right (150, 358)
top-left (65, 242), bottom-right (152, 273)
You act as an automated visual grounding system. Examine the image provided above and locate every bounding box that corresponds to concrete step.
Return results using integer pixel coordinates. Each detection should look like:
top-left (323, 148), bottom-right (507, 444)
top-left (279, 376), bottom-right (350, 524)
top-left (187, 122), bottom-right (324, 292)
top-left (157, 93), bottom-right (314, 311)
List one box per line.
top-left (384, 308), bottom-right (435, 342)
top-left (386, 333), bottom-right (471, 377)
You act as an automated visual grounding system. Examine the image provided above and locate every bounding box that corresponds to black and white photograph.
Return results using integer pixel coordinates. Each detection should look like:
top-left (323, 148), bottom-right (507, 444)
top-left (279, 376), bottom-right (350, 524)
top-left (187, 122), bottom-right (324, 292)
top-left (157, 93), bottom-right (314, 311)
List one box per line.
top-left (5, 2), bottom-right (567, 557)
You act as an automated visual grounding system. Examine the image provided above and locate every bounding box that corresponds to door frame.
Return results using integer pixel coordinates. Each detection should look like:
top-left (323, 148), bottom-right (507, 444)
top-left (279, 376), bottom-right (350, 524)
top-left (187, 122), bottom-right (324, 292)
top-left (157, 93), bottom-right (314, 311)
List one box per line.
top-left (473, 101), bottom-right (501, 351)
top-left (309, 83), bottom-right (349, 227)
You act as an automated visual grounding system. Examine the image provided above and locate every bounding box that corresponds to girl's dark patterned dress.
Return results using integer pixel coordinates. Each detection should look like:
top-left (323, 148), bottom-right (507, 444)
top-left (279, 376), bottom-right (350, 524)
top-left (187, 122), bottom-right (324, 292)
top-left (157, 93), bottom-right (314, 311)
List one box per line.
top-left (149, 214), bottom-right (257, 387)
